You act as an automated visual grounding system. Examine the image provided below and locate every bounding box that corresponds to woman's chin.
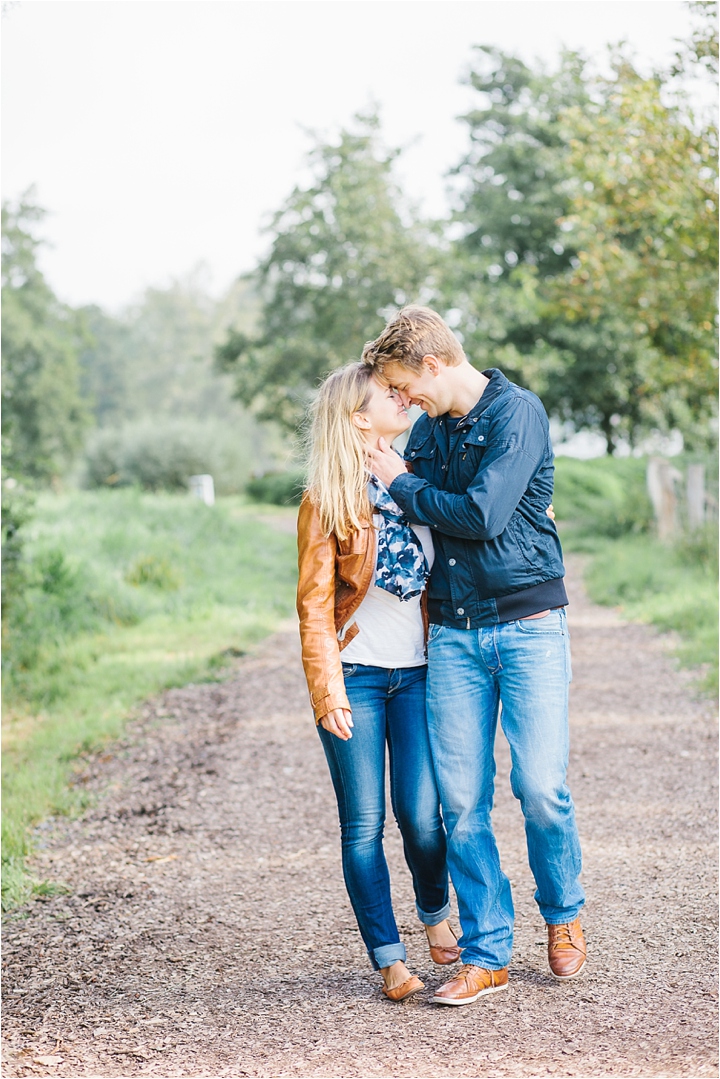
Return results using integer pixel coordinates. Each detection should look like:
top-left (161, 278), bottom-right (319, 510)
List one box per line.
top-left (390, 419), bottom-right (412, 439)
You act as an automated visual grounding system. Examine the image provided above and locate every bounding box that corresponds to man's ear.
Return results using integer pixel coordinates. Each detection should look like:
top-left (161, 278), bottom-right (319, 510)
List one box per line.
top-left (352, 411), bottom-right (371, 430)
top-left (422, 354), bottom-right (442, 376)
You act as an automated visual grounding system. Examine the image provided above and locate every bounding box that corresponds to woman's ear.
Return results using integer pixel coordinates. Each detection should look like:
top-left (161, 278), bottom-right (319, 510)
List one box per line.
top-left (352, 411), bottom-right (371, 430)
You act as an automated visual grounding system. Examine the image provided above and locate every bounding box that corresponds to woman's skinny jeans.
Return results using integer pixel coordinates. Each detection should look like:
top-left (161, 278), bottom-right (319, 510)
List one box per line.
top-left (318, 663), bottom-right (450, 970)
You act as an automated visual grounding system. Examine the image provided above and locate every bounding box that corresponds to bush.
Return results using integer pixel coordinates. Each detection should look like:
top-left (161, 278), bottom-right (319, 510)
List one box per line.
top-left (1, 477), bottom-right (33, 623)
top-left (553, 456), bottom-right (653, 538)
top-left (246, 470), bottom-right (305, 506)
top-left (83, 417), bottom-right (257, 494)
top-left (125, 554), bottom-right (182, 591)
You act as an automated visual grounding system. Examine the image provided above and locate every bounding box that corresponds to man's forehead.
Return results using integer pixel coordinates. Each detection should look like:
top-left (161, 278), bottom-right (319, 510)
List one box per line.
top-left (382, 363), bottom-right (417, 385)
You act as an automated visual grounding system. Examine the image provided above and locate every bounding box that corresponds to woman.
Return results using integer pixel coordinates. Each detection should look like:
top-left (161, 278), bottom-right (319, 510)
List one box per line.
top-left (296, 361), bottom-right (459, 1002)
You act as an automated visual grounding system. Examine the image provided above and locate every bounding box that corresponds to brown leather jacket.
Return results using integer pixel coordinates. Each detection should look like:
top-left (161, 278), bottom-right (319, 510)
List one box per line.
top-left (296, 492), bottom-right (428, 723)
top-left (296, 493), bottom-right (376, 722)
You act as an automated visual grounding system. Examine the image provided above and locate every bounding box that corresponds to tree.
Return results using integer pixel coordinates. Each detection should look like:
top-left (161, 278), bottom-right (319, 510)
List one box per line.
top-left (2, 192), bottom-right (90, 481)
top-left (216, 113), bottom-right (436, 431)
top-left (79, 269), bottom-right (259, 427)
top-left (444, 48), bottom-right (645, 451)
top-left (448, 35), bottom-right (718, 452)
top-left (547, 54), bottom-right (718, 447)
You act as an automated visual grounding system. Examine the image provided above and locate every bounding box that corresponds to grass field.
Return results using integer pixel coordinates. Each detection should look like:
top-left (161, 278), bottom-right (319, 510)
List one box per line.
top-left (553, 455), bottom-right (718, 693)
top-left (2, 489), bottom-right (298, 908)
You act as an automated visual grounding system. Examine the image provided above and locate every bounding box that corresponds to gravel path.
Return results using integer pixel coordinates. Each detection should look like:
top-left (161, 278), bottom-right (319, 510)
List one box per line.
top-left (2, 555), bottom-right (717, 1078)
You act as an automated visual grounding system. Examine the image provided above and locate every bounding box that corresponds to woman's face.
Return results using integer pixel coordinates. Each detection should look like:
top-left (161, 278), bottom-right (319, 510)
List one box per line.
top-left (354, 377), bottom-right (412, 444)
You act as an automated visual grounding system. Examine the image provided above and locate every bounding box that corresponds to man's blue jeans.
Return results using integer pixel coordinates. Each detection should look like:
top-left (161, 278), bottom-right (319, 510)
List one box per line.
top-left (426, 608), bottom-right (584, 970)
top-left (318, 663), bottom-right (450, 970)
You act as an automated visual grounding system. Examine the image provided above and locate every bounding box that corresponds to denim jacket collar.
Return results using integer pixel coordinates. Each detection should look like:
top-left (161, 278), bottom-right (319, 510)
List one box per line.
top-left (433, 368), bottom-right (509, 438)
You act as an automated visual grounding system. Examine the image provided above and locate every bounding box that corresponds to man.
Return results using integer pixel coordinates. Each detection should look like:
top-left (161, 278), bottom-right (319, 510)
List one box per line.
top-left (363, 305), bottom-right (586, 1006)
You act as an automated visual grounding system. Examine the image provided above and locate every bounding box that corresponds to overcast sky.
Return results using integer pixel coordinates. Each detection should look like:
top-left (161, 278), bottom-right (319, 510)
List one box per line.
top-left (2, 1), bottom-right (702, 312)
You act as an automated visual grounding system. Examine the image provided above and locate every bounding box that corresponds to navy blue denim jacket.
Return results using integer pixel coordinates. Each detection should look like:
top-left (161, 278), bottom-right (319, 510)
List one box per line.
top-left (389, 369), bottom-right (567, 628)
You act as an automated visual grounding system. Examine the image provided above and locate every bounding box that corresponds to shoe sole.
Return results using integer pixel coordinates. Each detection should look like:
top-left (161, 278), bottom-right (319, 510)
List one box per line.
top-left (549, 959), bottom-right (586, 981)
top-left (382, 983), bottom-right (425, 1002)
top-left (432, 982), bottom-right (508, 1006)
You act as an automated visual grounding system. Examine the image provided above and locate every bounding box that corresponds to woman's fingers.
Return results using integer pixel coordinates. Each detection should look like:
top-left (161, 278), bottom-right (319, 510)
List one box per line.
top-left (321, 708), bottom-right (354, 740)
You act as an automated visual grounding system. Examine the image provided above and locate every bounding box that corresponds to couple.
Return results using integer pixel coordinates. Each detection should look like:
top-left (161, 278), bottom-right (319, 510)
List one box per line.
top-left (297, 306), bottom-right (585, 1005)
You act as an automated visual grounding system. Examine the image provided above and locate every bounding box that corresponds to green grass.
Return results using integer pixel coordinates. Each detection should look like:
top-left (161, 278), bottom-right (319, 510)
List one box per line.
top-left (2, 489), bottom-right (299, 908)
top-left (580, 528), bottom-right (718, 692)
top-left (553, 456), bottom-right (718, 695)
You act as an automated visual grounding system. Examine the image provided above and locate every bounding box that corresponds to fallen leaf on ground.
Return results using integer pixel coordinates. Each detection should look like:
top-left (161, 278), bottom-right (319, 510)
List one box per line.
top-left (33, 1056), bottom-right (64, 1066)
top-left (145, 854), bottom-right (177, 863)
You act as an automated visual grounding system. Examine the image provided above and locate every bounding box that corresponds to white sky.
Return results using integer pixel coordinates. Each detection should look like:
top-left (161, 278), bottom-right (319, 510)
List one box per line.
top-left (2, 0), bottom-right (703, 311)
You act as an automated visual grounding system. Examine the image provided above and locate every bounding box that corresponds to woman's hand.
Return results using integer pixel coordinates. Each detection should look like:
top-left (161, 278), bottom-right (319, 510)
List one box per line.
top-left (320, 708), bottom-right (354, 740)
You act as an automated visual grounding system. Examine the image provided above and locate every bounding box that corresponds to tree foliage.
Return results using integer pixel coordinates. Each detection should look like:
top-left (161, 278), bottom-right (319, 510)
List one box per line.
top-left (547, 57), bottom-right (718, 447)
top-left (79, 271), bottom-right (259, 427)
top-left (446, 29), bottom-right (718, 453)
top-left (2, 192), bottom-right (90, 481)
top-left (216, 113), bottom-right (436, 430)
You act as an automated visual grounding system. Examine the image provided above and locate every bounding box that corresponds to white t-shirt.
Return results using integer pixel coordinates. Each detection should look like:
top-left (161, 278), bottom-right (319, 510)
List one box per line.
top-left (338, 517), bottom-right (434, 669)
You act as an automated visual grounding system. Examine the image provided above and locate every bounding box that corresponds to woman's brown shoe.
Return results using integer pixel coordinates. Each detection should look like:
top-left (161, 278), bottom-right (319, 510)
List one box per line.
top-left (425, 924), bottom-right (462, 965)
top-left (381, 975), bottom-right (425, 1002)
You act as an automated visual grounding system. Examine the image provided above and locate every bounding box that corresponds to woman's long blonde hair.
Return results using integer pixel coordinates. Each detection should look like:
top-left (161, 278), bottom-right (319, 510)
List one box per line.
top-left (306, 362), bottom-right (375, 540)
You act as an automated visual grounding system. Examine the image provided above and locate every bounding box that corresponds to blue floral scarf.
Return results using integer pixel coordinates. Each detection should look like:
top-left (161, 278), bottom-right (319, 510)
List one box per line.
top-left (367, 475), bottom-right (429, 601)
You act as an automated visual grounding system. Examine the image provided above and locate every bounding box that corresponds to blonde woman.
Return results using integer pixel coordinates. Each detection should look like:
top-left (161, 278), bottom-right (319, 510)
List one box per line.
top-left (297, 361), bottom-right (459, 1002)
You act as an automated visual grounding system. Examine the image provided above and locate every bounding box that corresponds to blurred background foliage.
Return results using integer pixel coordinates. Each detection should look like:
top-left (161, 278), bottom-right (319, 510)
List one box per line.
top-left (1, 6), bottom-right (717, 905)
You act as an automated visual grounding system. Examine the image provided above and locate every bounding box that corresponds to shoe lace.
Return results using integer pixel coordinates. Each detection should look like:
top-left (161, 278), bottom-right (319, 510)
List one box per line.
top-left (549, 922), bottom-right (583, 951)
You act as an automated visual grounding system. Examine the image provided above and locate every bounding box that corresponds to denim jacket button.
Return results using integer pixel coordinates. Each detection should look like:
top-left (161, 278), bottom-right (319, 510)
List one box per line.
top-left (457, 607), bottom-right (465, 615)
top-left (448, 558), bottom-right (456, 566)
top-left (478, 435), bottom-right (485, 441)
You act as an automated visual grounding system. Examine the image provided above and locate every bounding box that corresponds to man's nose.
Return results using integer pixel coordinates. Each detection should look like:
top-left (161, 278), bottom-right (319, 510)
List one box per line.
top-left (398, 390), bottom-right (412, 409)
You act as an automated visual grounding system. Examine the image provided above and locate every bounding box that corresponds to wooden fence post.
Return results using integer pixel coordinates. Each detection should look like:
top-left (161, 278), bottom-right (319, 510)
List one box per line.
top-left (646, 457), bottom-right (681, 541)
top-left (686, 464), bottom-right (706, 530)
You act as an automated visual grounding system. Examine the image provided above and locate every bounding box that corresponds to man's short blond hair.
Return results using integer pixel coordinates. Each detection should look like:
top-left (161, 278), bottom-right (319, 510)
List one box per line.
top-left (361, 305), bottom-right (465, 375)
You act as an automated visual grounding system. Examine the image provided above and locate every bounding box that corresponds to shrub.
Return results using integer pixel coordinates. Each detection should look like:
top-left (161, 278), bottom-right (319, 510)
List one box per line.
top-left (83, 417), bottom-right (257, 494)
top-left (553, 456), bottom-right (653, 538)
top-left (125, 554), bottom-right (182, 591)
top-left (1, 477), bottom-right (33, 623)
top-left (245, 471), bottom-right (305, 506)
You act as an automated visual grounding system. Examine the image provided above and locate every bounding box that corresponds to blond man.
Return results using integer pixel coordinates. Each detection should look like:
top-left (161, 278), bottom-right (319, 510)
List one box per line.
top-left (363, 306), bottom-right (586, 1006)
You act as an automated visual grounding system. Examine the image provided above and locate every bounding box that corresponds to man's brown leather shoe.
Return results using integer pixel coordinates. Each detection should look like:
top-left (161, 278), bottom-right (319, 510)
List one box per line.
top-left (547, 918), bottom-right (586, 979)
top-left (432, 964), bottom-right (508, 1006)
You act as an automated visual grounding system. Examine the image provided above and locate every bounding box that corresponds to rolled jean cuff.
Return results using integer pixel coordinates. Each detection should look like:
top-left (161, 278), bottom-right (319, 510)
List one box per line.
top-left (416, 899), bottom-right (451, 926)
top-left (371, 942), bottom-right (407, 970)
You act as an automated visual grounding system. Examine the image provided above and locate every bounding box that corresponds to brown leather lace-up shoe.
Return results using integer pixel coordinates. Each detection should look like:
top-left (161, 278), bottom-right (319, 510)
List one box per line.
top-left (547, 918), bottom-right (586, 979)
top-left (432, 964), bottom-right (508, 1006)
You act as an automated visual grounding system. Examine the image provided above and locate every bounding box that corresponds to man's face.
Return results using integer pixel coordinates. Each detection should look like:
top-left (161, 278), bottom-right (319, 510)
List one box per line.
top-left (382, 358), bottom-right (450, 418)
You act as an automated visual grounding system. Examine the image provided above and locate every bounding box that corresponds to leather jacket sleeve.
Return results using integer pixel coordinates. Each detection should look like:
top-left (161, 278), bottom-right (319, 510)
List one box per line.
top-left (296, 494), bottom-right (351, 723)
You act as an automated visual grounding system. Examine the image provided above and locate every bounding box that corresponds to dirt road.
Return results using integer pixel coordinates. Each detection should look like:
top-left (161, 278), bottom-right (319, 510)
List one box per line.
top-left (2, 556), bottom-right (717, 1078)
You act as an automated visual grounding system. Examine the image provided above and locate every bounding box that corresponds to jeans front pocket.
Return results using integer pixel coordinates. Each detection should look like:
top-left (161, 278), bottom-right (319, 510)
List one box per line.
top-left (515, 608), bottom-right (565, 635)
top-left (427, 623), bottom-right (445, 644)
top-left (341, 663), bottom-right (357, 676)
